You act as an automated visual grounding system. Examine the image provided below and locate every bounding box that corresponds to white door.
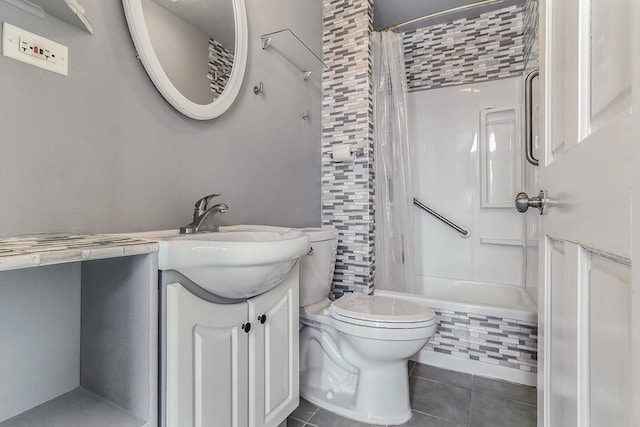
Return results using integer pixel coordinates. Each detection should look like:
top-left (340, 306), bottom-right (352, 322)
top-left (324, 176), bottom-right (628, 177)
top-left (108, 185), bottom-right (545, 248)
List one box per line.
top-left (538, 0), bottom-right (638, 426)
top-left (166, 283), bottom-right (249, 427)
top-left (248, 269), bottom-right (300, 427)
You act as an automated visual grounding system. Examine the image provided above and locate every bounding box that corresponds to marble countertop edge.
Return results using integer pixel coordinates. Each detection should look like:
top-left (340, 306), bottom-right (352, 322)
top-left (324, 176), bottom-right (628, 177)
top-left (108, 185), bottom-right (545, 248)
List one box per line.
top-left (0, 233), bottom-right (159, 272)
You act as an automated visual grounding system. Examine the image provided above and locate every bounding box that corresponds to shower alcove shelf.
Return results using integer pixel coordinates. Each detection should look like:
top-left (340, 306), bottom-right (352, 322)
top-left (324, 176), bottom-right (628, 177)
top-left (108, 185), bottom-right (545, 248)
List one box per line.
top-left (0, 234), bottom-right (158, 427)
top-left (261, 28), bottom-right (327, 80)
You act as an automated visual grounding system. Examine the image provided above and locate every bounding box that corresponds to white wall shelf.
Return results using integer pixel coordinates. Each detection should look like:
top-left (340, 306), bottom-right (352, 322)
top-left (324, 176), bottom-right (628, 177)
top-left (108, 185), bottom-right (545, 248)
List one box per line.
top-left (261, 28), bottom-right (326, 80)
top-left (479, 237), bottom-right (525, 246)
top-left (479, 106), bottom-right (522, 208)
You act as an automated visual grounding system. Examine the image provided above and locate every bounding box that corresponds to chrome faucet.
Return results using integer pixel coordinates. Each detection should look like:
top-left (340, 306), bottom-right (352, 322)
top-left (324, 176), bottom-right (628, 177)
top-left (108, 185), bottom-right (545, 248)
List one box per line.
top-left (180, 194), bottom-right (229, 234)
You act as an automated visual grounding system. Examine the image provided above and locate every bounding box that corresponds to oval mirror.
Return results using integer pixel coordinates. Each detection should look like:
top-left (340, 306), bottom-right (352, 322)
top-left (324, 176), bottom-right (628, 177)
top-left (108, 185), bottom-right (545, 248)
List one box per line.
top-left (122, 0), bottom-right (247, 120)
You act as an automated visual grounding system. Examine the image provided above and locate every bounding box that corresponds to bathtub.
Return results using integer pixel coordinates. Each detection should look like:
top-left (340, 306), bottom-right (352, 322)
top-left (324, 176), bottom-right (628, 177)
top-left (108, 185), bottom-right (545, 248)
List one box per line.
top-left (375, 276), bottom-right (538, 386)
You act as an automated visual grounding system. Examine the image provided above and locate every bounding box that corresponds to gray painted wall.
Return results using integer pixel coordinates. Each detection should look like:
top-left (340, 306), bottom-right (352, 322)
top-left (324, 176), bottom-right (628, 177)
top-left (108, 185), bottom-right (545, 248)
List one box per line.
top-left (0, 264), bottom-right (81, 421)
top-left (0, 0), bottom-right (322, 237)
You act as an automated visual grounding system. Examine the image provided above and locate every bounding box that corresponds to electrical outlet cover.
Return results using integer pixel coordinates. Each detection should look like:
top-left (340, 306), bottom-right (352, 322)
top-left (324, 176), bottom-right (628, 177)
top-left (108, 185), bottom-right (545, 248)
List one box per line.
top-left (2, 22), bottom-right (68, 76)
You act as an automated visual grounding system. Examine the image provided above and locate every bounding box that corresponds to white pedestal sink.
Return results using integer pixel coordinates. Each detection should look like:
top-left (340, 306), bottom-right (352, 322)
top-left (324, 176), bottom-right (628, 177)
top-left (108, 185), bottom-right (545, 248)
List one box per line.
top-left (134, 225), bottom-right (310, 299)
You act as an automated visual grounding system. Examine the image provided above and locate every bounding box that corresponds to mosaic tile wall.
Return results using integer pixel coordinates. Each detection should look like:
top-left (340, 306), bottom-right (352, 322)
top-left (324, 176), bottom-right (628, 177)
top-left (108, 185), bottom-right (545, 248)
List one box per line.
top-left (208, 38), bottom-right (234, 98)
top-left (402, 4), bottom-right (525, 92)
top-left (523, 0), bottom-right (539, 71)
top-left (321, 0), bottom-right (375, 298)
top-left (425, 309), bottom-right (538, 373)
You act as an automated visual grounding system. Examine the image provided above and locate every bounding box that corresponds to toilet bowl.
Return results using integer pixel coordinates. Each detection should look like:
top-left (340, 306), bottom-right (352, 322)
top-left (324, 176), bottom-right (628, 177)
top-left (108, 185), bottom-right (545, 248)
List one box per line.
top-left (298, 227), bottom-right (437, 425)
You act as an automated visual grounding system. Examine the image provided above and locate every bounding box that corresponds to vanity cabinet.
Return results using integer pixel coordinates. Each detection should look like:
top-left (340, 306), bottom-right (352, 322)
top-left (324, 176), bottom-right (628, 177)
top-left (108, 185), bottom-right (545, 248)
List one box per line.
top-left (164, 266), bottom-right (299, 427)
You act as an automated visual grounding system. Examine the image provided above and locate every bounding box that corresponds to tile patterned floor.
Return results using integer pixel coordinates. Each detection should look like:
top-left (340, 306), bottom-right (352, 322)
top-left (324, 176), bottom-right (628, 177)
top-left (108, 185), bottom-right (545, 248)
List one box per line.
top-left (288, 362), bottom-right (536, 427)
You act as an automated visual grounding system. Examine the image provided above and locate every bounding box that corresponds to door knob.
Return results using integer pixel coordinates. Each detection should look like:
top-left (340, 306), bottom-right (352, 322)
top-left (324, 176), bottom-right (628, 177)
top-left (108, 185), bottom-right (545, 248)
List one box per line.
top-left (515, 190), bottom-right (547, 214)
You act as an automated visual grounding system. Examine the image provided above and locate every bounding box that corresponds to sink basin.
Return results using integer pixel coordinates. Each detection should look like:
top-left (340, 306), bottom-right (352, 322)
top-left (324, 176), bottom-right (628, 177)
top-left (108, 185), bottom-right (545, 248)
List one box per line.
top-left (134, 225), bottom-right (310, 299)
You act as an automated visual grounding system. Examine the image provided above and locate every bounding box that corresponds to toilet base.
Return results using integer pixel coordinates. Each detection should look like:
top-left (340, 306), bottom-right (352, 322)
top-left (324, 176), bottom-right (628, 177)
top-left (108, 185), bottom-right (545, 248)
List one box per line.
top-left (299, 361), bottom-right (413, 425)
top-left (300, 388), bottom-right (412, 426)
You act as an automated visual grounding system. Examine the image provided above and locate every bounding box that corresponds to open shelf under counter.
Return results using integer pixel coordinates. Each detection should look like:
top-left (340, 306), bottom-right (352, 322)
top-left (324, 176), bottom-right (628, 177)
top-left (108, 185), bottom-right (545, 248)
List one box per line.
top-left (0, 388), bottom-right (145, 427)
top-left (0, 233), bottom-right (159, 427)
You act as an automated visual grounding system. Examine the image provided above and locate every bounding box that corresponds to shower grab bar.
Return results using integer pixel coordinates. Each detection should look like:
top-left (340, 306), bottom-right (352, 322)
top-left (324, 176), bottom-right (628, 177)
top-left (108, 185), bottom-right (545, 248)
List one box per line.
top-left (525, 69), bottom-right (539, 166)
top-left (413, 198), bottom-right (470, 238)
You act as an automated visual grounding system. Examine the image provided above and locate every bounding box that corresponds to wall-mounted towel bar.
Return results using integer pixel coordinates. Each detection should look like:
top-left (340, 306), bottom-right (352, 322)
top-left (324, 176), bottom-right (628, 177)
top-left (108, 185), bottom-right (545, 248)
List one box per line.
top-left (413, 197), bottom-right (471, 238)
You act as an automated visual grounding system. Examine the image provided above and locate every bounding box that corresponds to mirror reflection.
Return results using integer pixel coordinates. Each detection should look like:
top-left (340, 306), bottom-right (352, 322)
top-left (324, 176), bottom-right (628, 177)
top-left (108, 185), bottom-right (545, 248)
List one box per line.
top-left (141, 0), bottom-right (236, 105)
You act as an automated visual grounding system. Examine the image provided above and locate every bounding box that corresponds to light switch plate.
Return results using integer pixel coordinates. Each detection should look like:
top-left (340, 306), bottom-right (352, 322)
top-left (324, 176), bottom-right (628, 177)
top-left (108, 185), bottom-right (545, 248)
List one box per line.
top-left (2, 22), bottom-right (68, 76)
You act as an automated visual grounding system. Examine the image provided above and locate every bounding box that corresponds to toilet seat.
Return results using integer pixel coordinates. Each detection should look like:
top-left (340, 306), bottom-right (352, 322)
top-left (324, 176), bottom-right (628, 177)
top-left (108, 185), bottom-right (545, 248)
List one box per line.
top-left (328, 293), bottom-right (437, 329)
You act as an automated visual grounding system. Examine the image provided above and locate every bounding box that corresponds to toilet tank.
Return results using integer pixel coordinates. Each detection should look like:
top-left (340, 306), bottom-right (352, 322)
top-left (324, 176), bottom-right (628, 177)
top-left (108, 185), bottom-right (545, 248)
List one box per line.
top-left (299, 227), bottom-right (338, 308)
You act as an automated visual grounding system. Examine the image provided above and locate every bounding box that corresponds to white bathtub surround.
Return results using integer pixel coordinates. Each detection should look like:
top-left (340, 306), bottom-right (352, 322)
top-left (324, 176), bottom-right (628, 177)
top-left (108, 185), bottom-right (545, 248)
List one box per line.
top-left (376, 276), bottom-right (538, 386)
top-left (409, 77), bottom-right (526, 286)
top-left (372, 30), bottom-right (416, 294)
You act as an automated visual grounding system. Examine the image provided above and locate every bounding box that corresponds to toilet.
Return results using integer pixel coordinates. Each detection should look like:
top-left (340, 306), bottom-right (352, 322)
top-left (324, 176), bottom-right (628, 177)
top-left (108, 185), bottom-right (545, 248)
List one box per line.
top-left (298, 227), bottom-right (437, 425)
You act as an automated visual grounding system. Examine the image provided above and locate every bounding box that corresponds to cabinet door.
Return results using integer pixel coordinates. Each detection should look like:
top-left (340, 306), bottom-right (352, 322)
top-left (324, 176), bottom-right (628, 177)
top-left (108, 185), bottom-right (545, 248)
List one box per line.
top-left (166, 283), bottom-right (249, 427)
top-left (248, 268), bottom-right (300, 427)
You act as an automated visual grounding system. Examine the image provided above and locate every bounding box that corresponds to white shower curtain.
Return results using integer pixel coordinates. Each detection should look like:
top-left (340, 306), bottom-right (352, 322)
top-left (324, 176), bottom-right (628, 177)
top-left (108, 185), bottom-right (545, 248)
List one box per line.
top-left (372, 31), bottom-right (416, 293)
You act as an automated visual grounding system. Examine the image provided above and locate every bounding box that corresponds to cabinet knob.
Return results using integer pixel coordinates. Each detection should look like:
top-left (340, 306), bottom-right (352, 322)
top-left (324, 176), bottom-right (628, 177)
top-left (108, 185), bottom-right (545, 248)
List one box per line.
top-left (241, 323), bottom-right (251, 333)
top-left (258, 314), bottom-right (267, 324)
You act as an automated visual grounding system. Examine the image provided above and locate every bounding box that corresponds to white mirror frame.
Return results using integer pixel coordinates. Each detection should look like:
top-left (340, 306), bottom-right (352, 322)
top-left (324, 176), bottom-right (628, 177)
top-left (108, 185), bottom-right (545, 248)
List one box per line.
top-left (122, 0), bottom-right (248, 120)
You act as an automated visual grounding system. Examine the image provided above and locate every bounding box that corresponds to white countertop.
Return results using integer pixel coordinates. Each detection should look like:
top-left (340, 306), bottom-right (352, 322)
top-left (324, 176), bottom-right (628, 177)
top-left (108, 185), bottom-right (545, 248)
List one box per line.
top-left (0, 234), bottom-right (158, 272)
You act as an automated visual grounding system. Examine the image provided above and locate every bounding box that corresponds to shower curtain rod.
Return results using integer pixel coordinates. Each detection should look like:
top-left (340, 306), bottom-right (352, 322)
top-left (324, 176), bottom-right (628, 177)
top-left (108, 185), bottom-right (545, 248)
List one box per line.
top-left (379, 0), bottom-right (508, 32)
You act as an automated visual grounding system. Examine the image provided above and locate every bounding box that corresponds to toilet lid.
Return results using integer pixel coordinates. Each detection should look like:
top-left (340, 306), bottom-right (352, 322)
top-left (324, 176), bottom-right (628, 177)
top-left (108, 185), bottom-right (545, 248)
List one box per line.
top-left (328, 293), bottom-right (436, 328)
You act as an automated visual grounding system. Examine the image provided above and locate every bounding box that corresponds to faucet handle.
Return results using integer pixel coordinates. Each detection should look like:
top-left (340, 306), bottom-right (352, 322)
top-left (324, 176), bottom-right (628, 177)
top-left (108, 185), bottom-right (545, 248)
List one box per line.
top-left (194, 193), bottom-right (220, 209)
top-left (193, 193), bottom-right (220, 219)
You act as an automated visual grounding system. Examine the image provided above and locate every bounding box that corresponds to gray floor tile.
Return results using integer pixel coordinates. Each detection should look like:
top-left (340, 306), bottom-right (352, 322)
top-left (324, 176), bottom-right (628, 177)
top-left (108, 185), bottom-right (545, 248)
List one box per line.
top-left (409, 377), bottom-right (471, 425)
top-left (469, 390), bottom-right (536, 427)
top-left (286, 419), bottom-right (306, 427)
top-left (412, 363), bottom-right (472, 390)
top-left (307, 408), bottom-right (385, 427)
top-left (290, 398), bottom-right (319, 423)
top-left (399, 411), bottom-right (462, 427)
top-left (471, 376), bottom-right (537, 405)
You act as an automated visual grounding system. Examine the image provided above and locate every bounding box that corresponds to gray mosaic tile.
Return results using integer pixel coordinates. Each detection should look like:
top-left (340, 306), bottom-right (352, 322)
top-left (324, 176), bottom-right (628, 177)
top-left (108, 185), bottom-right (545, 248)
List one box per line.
top-left (322, 0), bottom-right (375, 298)
top-left (523, 0), bottom-right (539, 70)
top-left (208, 38), bottom-right (234, 97)
top-left (425, 309), bottom-right (538, 374)
top-left (402, 4), bottom-right (525, 91)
